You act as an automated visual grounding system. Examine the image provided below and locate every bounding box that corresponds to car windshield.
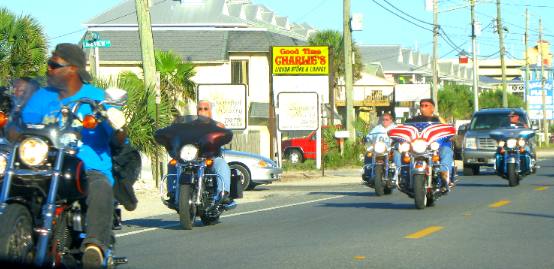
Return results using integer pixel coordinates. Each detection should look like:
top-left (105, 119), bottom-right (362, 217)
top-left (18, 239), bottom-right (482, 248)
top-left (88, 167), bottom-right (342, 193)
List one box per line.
top-left (469, 112), bottom-right (527, 130)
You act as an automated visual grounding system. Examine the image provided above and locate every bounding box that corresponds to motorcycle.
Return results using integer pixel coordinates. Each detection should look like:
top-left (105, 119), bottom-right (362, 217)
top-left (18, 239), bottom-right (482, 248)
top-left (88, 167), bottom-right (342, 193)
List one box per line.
top-left (490, 128), bottom-right (537, 187)
top-left (0, 88), bottom-right (128, 268)
top-left (388, 122), bottom-right (456, 209)
top-left (155, 115), bottom-right (242, 230)
top-left (362, 132), bottom-right (397, 196)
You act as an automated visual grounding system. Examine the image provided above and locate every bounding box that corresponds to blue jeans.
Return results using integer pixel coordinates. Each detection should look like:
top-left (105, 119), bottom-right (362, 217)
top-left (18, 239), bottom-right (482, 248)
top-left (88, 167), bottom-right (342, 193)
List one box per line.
top-left (211, 157), bottom-right (230, 200)
top-left (439, 146), bottom-right (454, 173)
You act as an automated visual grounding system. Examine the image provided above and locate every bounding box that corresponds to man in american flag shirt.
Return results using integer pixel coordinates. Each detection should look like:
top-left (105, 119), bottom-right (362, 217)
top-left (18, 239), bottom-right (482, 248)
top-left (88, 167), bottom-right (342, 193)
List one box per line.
top-left (405, 99), bottom-right (455, 191)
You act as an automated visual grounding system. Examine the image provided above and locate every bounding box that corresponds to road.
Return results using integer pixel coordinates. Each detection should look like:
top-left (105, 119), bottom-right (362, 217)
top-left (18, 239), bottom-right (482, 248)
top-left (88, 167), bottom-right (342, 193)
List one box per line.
top-left (115, 157), bottom-right (554, 269)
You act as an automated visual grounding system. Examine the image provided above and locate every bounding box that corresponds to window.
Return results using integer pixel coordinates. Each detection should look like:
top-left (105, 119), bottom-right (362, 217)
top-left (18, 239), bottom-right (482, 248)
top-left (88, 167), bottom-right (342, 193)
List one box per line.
top-left (231, 60), bottom-right (249, 88)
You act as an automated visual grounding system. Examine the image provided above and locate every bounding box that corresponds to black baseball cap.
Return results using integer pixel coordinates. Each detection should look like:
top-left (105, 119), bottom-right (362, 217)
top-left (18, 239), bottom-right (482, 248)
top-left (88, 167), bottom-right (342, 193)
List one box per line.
top-left (419, 98), bottom-right (435, 106)
top-left (52, 43), bottom-right (92, 83)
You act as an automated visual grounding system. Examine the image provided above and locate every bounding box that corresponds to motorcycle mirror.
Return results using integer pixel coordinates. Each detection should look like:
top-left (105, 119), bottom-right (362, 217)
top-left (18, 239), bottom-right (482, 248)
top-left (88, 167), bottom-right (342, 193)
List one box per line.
top-left (105, 87), bottom-right (127, 105)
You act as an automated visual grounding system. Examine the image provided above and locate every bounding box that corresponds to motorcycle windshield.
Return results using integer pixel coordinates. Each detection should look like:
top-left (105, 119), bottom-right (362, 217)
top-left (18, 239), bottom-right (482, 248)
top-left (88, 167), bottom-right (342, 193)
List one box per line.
top-left (389, 122), bottom-right (455, 144)
top-left (490, 128), bottom-right (535, 141)
top-left (154, 115), bottom-right (233, 159)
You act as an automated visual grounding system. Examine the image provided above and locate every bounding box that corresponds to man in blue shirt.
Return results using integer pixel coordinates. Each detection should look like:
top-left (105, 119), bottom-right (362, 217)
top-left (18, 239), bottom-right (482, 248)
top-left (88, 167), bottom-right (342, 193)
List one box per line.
top-left (21, 43), bottom-right (125, 269)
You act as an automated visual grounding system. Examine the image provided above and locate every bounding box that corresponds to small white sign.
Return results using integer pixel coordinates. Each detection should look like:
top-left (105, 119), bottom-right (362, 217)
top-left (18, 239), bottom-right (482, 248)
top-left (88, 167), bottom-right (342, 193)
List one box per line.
top-left (278, 92), bottom-right (319, 131)
top-left (197, 84), bottom-right (247, 129)
top-left (334, 130), bottom-right (350, 138)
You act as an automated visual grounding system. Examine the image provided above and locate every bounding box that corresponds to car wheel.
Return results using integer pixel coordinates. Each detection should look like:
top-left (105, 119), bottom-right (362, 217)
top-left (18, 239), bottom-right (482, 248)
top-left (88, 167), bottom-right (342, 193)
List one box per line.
top-left (288, 149), bottom-right (304, 164)
top-left (229, 164), bottom-right (253, 191)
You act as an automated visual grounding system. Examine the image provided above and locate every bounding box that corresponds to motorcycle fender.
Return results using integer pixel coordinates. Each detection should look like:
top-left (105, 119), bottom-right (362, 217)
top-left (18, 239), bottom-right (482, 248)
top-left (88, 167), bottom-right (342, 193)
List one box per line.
top-left (413, 161), bottom-right (427, 174)
top-left (179, 172), bottom-right (194, 185)
top-left (507, 157), bottom-right (517, 164)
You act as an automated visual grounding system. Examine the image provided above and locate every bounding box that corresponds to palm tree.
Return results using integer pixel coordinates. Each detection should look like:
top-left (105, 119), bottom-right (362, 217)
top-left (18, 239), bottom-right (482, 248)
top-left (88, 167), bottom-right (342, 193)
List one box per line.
top-left (0, 8), bottom-right (47, 85)
top-left (308, 30), bottom-right (364, 87)
top-left (155, 50), bottom-right (196, 114)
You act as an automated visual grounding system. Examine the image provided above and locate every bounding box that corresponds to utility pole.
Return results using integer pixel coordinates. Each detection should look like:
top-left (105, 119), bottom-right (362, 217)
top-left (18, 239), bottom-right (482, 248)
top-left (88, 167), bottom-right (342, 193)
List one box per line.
top-left (432, 0), bottom-right (439, 113)
top-left (470, 0), bottom-right (479, 112)
top-left (496, 0), bottom-right (508, 107)
top-left (524, 9), bottom-right (530, 112)
top-left (343, 0), bottom-right (355, 140)
top-left (539, 19), bottom-right (549, 145)
top-left (135, 0), bottom-right (159, 184)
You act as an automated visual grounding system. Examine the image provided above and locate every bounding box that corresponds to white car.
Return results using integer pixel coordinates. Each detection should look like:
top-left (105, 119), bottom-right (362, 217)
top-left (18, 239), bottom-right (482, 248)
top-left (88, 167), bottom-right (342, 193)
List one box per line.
top-left (222, 149), bottom-right (282, 190)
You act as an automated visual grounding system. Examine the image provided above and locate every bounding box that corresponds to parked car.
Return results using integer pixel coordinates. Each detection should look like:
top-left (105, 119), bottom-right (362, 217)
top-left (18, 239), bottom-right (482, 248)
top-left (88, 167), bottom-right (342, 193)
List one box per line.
top-left (461, 108), bottom-right (533, 176)
top-left (222, 149), bottom-right (282, 190)
top-left (281, 130), bottom-right (333, 163)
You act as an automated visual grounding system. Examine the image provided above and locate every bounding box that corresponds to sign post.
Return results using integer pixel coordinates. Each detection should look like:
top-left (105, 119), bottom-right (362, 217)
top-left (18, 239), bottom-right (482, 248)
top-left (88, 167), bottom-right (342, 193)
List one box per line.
top-left (82, 33), bottom-right (111, 78)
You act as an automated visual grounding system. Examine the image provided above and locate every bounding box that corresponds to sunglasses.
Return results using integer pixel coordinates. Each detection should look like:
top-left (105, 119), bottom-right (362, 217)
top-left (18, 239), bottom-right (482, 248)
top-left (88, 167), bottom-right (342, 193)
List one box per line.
top-left (47, 60), bottom-right (71, 69)
top-left (420, 104), bottom-right (433, 107)
top-left (197, 107), bottom-right (209, 111)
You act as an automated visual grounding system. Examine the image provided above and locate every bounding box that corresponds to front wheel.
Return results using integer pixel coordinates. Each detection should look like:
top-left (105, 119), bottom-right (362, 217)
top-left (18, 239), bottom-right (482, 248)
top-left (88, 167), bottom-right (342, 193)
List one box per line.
top-left (413, 174), bottom-right (427, 209)
top-left (507, 163), bottom-right (519, 187)
top-left (373, 165), bottom-right (385, 196)
top-left (287, 149), bottom-right (304, 164)
top-left (178, 184), bottom-right (196, 230)
top-left (0, 204), bottom-right (34, 264)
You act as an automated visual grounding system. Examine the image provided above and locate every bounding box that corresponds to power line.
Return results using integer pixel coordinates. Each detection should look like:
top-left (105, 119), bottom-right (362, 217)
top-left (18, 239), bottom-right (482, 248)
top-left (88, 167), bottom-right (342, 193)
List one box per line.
top-left (370, 0), bottom-right (433, 32)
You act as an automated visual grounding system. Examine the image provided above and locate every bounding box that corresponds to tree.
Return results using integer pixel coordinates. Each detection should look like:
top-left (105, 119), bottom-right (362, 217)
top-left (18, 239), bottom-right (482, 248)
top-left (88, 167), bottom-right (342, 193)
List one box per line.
top-left (438, 84), bottom-right (474, 121)
top-left (155, 50), bottom-right (196, 113)
top-left (479, 89), bottom-right (524, 109)
top-left (307, 30), bottom-right (363, 88)
top-left (0, 8), bottom-right (47, 85)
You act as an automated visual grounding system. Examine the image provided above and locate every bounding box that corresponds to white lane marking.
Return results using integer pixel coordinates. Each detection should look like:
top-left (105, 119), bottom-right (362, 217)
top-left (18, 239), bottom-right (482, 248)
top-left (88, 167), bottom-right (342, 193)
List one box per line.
top-left (117, 195), bottom-right (345, 238)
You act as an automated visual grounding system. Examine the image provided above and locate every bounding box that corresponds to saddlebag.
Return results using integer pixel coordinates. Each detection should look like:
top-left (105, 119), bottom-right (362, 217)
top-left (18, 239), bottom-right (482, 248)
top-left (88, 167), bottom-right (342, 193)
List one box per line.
top-left (229, 169), bottom-right (243, 199)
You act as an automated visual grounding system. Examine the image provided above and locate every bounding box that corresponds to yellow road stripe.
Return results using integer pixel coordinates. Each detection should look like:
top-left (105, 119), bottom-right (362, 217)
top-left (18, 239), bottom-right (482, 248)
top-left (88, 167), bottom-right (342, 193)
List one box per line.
top-left (535, 186), bottom-right (549, 191)
top-left (489, 199), bottom-right (511, 208)
top-left (405, 226), bottom-right (444, 239)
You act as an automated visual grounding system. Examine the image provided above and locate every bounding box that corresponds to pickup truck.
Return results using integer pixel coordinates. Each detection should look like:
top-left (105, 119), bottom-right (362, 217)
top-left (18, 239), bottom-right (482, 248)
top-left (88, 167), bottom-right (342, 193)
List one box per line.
top-left (282, 130), bottom-right (329, 163)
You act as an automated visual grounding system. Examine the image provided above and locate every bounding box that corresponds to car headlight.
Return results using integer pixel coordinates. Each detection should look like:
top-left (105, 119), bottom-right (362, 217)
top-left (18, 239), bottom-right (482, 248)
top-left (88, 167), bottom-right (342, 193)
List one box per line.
top-left (430, 142), bottom-right (440, 151)
top-left (257, 160), bottom-right (272, 168)
top-left (465, 137), bottom-right (477, 149)
top-left (19, 138), bottom-right (49, 167)
top-left (517, 139), bottom-right (526, 147)
top-left (412, 139), bottom-right (428, 154)
top-left (506, 139), bottom-right (517, 149)
top-left (0, 154), bottom-right (7, 175)
top-left (374, 141), bottom-right (387, 154)
top-left (179, 144), bottom-right (198, 161)
top-left (399, 142), bottom-right (410, 152)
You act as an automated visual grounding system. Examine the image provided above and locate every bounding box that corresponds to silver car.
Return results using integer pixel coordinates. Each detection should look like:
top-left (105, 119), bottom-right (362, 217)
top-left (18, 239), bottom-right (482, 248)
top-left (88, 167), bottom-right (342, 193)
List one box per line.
top-left (222, 149), bottom-right (282, 190)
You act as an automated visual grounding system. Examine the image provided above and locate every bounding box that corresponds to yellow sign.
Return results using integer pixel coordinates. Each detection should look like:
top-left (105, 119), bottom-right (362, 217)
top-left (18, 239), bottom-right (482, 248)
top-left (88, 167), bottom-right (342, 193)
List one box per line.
top-left (272, 46), bottom-right (329, 75)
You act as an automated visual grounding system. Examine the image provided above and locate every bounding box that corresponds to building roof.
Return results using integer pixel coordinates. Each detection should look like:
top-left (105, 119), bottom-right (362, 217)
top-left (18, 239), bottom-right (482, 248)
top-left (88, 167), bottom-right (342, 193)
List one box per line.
top-left (358, 45), bottom-right (431, 74)
top-left (84, 30), bottom-right (306, 62)
top-left (85, 0), bottom-right (314, 40)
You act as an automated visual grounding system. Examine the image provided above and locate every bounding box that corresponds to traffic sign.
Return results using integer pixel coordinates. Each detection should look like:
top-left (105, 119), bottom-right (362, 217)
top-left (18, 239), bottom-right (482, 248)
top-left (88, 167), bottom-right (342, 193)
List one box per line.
top-left (83, 39), bottom-right (111, 48)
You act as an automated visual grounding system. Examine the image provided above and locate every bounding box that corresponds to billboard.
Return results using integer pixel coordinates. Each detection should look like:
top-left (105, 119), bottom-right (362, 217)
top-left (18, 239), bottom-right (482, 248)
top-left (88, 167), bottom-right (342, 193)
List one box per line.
top-left (277, 92), bottom-right (319, 131)
top-left (526, 80), bottom-right (554, 120)
top-left (272, 46), bottom-right (329, 75)
top-left (197, 84), bottom-right (247, 129)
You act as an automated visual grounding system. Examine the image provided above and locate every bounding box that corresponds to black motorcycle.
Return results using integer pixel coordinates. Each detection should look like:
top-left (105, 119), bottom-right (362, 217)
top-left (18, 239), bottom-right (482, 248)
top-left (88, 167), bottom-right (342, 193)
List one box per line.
top-left (0, 88), bottom-right (128, 268)
top-left (155, 115), bottom-right (242, 230)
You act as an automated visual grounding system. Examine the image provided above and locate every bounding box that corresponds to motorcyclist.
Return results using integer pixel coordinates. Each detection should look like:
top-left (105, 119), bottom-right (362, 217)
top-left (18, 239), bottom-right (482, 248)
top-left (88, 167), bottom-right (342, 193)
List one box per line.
top-left (405, 98), bottom-right (454, 192)
top-left (195, 100), bottom-right (231, 204)
top-left (365, 112), bottom-right (401, 177)
top-left (17, 43), bottom-right (126, 269)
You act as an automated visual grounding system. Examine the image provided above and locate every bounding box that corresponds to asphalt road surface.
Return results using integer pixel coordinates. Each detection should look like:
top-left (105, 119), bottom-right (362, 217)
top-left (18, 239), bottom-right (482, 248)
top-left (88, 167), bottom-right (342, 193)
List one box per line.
top-left (115, 157), bottom-right (554, 269)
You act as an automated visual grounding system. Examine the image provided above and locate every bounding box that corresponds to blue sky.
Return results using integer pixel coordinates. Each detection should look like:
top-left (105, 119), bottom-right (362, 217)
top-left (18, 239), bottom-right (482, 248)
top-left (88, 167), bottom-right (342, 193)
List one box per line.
top-left (2, 0), bottom-right (553, 60)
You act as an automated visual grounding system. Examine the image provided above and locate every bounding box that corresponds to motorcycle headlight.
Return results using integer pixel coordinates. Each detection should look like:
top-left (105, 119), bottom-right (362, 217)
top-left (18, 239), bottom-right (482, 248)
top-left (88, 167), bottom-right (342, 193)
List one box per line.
top-left (506, 139), bottom-right (517, 149)
top-left (498, 141), bottom-right (505, 147)
top-left (0, 153), bottom-right (7, 175)
top-left (517, 139), bottom-right (526, 147)
top-left (374, 141), bottom-right (387, 154)
top-left (399, 142), bottom-right (410, 152)
top-left (19, 138), bottom-right (49, 167)
top-left (179, 144), bottom-right (198, 161)
top-left (412, 139), bottom-right (428, 154)
top-left (430, 142), bottom-right (440, 151)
